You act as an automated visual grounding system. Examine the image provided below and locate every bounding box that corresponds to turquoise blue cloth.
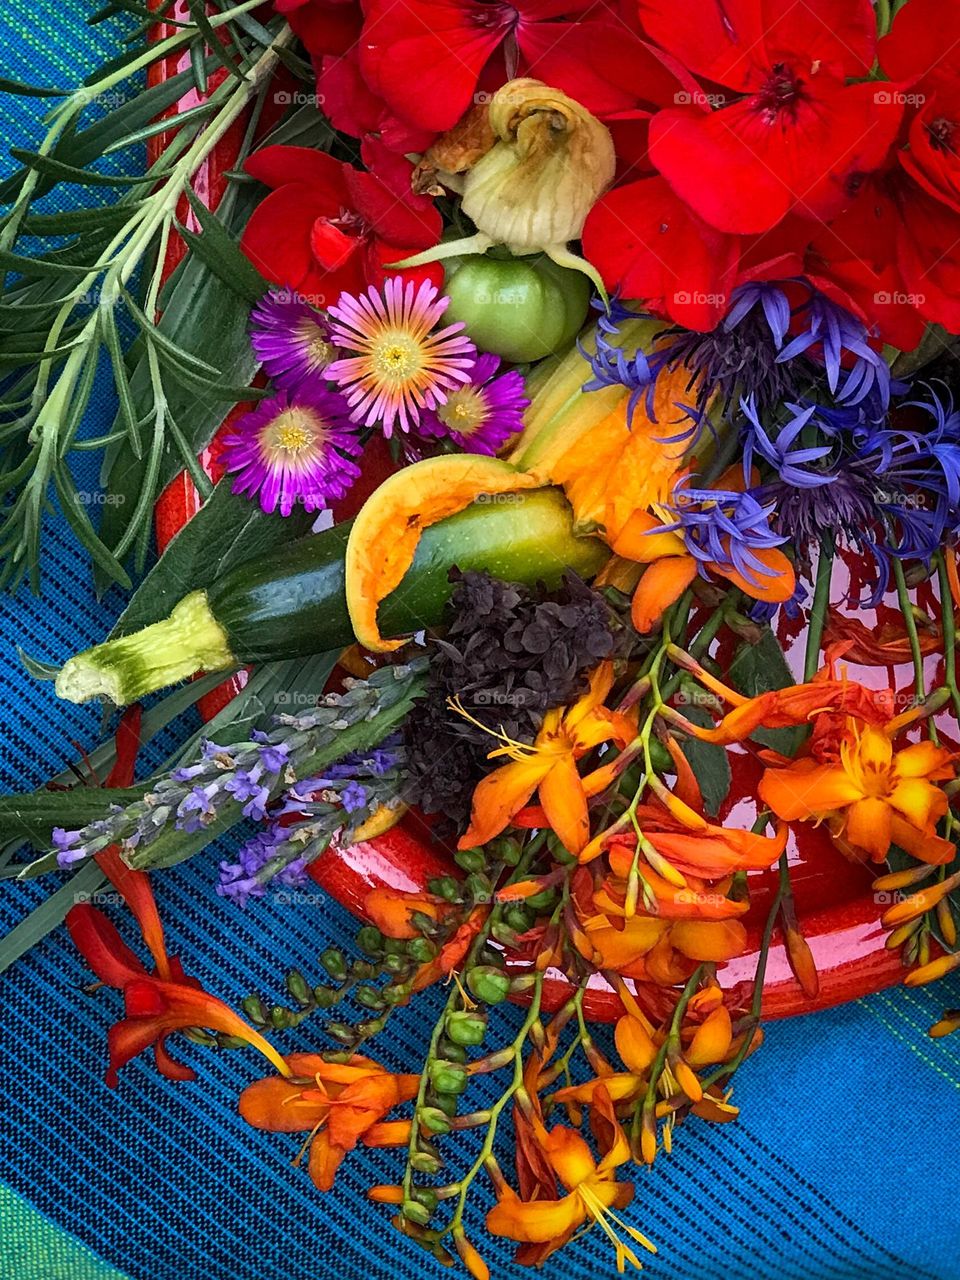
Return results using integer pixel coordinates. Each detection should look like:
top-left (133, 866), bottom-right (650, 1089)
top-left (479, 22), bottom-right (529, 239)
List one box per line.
top-left (1, 4), bottom-right (959, 1278)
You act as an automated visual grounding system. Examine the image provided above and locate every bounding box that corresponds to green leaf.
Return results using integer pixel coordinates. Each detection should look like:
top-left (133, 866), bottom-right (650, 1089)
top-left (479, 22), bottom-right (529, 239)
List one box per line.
top-left (0, 863), bottom-right (106, 975)
top-left (5, 148), bottom-right (159, 189)
top-left (0, 77), bottom-right (66, 97)
top-left (110, 476), bottom-right (314, 637)
top-left (677, 705), bottom-right (731, 816)
top-left (0, 786), bottom-right (146, 849)
top-left (178, 185), bottom-right (268, 303)
top-left (21, 201), bottom-right (146, 235)
top-left (102, 99), bottom-right (217, 154)
top-left (96, 184), bottom-right (263, 577)
top-left (729, 628), bottom-right (806, 757)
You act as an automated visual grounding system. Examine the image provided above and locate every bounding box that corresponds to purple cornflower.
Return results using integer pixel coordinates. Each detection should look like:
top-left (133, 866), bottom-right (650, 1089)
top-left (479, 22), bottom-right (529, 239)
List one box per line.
top-left (221, 384), bottom-right (362, 517)
top-left (249, 290), bottom-right (334, 390)
top-left (417, 353), bottom-right (527, 454)
top-left (661, 485), bottom-right (788, 588)
top-left (724, 282), bottom-right (791, 349)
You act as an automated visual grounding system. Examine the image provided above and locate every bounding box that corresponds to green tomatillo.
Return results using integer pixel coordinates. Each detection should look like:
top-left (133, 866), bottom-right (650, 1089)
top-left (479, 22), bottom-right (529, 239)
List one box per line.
top-left (442, 250), bottom-right (591, 364)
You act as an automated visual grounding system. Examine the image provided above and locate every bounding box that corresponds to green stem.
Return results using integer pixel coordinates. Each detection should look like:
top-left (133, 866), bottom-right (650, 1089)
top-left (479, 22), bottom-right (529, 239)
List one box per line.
top-left (936, 553), bottom-right (960, 721)
top-left (804, 531), bottom-right (834, 682)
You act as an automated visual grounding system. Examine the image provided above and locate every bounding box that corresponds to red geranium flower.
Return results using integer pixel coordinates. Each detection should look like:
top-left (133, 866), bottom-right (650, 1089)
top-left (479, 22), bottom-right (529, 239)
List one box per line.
top-left (241, 141), bottom-right (442, 306)
top-left (639, 0), bottom-right (901, 235)
top-left (582, 175), bottom-right (741, 330)
top-left (359, 0), bottom-right (694, 134)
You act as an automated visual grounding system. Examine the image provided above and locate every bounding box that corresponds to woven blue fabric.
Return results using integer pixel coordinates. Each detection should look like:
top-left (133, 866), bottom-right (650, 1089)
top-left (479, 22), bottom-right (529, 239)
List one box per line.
top-left (2, 5), bottom-right (960, 1279)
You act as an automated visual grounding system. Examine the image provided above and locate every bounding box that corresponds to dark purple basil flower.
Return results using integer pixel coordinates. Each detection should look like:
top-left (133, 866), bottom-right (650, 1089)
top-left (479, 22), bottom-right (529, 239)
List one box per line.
top-left (222, 385), bottom-right (362, 517)
top-left (417, 353), bottom-right (527, 455)
top-left (250, 290), bottom-right (334, 390)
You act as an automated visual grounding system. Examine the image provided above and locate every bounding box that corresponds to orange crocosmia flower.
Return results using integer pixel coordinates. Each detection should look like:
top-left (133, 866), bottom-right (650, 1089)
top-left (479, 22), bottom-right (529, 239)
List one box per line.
top-left (572, 863), bottom-right (749, 986)
top-left (239, 1053), bottom-right (419, 1191)
top-left (487, 1085), bottom-right (656, 1272)
top-left (363, 887), bottom-right (450, 939)
top-left (457, 661), bottom-right (634, 855)
top-left (759, 717), bottom-right (955, 864)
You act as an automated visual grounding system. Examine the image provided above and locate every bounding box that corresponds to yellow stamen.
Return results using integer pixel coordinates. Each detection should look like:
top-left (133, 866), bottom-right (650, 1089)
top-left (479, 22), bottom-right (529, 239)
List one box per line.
top-left (577, 1181), bottom-right (657, 1273)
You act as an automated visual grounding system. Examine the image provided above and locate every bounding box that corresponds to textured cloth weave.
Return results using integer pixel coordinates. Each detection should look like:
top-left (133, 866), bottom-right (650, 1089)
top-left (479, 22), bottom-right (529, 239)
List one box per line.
top-left (1, 5), bottom-right (959, 1279)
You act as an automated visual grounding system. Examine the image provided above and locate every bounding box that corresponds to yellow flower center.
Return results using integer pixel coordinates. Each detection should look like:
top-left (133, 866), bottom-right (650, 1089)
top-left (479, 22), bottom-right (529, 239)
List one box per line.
top-left (437, 387), bottom-right (488, 436)
top-left (296, 317), bottom-right (333, 371)
top-left (261, 408), bottom-right (326, 464)
top-left (372, 333), bottom-right (425, 383)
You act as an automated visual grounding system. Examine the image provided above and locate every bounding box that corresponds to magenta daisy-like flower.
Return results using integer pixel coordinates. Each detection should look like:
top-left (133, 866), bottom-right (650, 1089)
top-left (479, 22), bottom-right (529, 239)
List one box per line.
top-left (222, 386), bottom-right (362, 517)
top-left (249, 289), bottom-right (334, 391)
top-left (325, 278), bottom-right (477, 437)
top-left (417, 353), bottom-right (529, 455)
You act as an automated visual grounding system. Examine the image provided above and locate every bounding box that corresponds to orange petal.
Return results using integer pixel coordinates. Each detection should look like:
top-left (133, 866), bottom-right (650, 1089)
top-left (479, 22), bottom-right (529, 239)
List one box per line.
top-left (631, 557), bottom-right (698, 633)
top-left (458, 756), bottom-right (551, 850)
top-left (759, 761), bottom-right (862, 821)
top-left (344, 455), bottom-right (539, 652)
top-left (842, 796), bottom-right (892, 860)
top-left (487, 1188), bottom-right (586, 1244)
top-left (239, 1076), bottom-right (328, 1133)
top-left (539, 754), bottom-right (591, 854)
top-left (687, 1005), bottom-right (733, 1066)
top-left (308, 1129), bottom-right (346, 1192)
top-left (713, 547), bottom-right (795, 602)
top-left (670, 919), bottom-right (748, 962)
top-left (614, 1013), bottom-right (658, 1073)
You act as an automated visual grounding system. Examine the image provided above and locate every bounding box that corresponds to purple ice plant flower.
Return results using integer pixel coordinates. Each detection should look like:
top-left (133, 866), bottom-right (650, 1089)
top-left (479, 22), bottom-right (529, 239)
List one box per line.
top-left (221, 384), bottom-right (362, 517)
top-left (249, 289), bottom-right (335, 390)
top-left (416, 353), bottom-right (527, 454)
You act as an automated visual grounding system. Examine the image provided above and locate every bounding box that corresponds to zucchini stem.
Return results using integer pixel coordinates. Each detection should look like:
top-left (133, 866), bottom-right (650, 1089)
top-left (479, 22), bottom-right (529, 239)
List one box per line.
top-left (55, 590), bottom-right (234, 705)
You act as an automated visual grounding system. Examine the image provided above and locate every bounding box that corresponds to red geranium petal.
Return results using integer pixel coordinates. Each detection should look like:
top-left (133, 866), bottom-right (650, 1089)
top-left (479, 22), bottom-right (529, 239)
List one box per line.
top-left (901, 94), bottom-right (960, 214)
top-left (348, 140), bottom-right (441, 249)
top-left (897, 186), bottom-right (960, 333)
top-left (582, 175), bottom-right (739, 330)
top-left (287, 0), bottom-right (362, 57)
top-left (365, 238), bottom-right (443, 290)
top-left (244, 145), bottom-right (349, 197)
top-left (360, 0), bottom-right (510, 132)
top-left (240, 185), bottom-right (323, 291)
top-left (518, 22), bottom-right (683, 118)
top-left (878, 0), bottom-right (960, 91)
top-left (650, 80), bottom-right (899, 235)
top-left (637, 0), bottom-right (764, 91)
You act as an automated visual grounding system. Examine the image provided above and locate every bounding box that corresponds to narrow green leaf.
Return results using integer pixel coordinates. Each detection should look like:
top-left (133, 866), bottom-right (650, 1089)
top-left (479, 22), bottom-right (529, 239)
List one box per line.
top-left (102, 99), bottom-right (216, 154)
top-left (6, 147), bottom-right (160, 188)
top-left (0, 77), bottom-right (66, 97)
top-left (53, 465), bottom-right (133, 589)
top-left (100, 303), bottom-right (142, 455)
top-left (21, 201), bottom-right (146, 235)
top-left (0, 863), bottom-right (106, 975)
top-left (177, 186), bottom-right (268, 303)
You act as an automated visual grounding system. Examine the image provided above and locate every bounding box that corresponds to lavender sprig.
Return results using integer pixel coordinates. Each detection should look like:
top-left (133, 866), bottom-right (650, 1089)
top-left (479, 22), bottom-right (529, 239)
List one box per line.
top-left (49, 663), bottom-right (424, 874)
top-left (217, 741), bottom-right (406, 906)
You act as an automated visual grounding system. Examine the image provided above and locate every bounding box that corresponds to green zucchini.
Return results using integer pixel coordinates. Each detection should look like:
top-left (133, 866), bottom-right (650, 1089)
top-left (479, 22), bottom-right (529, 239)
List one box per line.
top-left (55, 487), bottom-right (608, 706)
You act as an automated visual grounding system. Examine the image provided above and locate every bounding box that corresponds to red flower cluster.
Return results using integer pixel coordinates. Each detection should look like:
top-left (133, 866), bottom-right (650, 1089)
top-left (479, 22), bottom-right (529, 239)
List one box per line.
top-left (591, 0), bottom-right (960, 342)
top-left (265, 0), bottom-right (960, 346)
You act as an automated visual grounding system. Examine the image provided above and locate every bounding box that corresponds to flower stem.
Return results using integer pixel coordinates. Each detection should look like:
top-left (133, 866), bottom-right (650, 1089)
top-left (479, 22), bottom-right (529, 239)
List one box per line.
top-left (804, 530), bottom-right (834, 682)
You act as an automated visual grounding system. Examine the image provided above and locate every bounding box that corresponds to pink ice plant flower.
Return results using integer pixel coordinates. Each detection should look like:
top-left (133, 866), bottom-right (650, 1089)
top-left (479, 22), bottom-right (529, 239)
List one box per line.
top-left (325, 278), bottom-right (477, 436)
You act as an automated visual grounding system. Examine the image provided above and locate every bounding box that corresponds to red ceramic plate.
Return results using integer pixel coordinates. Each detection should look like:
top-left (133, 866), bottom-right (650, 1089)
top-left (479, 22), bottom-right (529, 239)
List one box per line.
top-left (147, 9), bottom-right (910, 1022)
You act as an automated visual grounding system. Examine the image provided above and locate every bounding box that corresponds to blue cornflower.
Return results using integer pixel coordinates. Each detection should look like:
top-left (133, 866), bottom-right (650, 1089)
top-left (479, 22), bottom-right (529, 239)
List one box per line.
top-left (724, 282), bottom-right (791, 349)
top-left (776, 293), bottom-right (891, 409)
top-left (582, 299), bottom-right (661, 423)
top-left (740, 396), bottom-right (837, 488)
top-left (660, 485), bottom-right (787, 588)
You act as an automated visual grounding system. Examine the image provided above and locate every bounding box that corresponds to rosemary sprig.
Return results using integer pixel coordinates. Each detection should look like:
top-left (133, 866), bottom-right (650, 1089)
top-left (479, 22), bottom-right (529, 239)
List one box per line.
top-left (0, 5), bottom-right (298, 591)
